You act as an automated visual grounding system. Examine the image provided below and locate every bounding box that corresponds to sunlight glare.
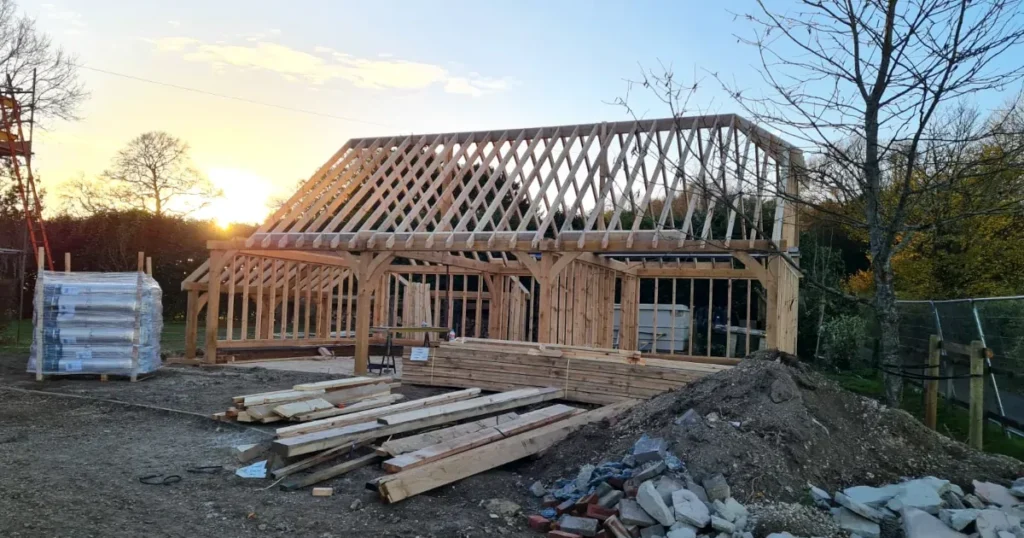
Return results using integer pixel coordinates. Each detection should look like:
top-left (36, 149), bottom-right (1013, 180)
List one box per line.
top-left (201, 167), bottom-right (275, 228)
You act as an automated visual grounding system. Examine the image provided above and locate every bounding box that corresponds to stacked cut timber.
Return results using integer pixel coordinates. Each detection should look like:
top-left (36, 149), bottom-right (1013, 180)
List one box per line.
top-left (213, 376), bottom-right (403, 424)
top-left (401, 339), bottom-right (730, 405)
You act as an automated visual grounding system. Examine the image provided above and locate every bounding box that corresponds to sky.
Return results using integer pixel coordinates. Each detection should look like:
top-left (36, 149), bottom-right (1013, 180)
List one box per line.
top-left (18, 1), bottom-right (768, 226)
top-left (21, 1), bottom-right (1020, 227)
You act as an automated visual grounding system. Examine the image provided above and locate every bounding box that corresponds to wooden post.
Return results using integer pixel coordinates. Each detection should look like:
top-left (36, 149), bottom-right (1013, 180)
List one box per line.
top-left (969, 340), bottom-right (985, 450)
top-left (146, 257), bottom-right (153, 277)
top-left (130, 252), bottom-right (144, 381)
top-left (204, 250), bottom-right (225, 364)
top-left (924, 334), bottom-right (940, 430)
top-left (352, 252), bottom-right (393, 375)
top-left (64, 252), bottom-right (70, 273)
top-left (34, 247), bottom-right (44, 381)
top-left (185, 289), bottom-right (199, 360)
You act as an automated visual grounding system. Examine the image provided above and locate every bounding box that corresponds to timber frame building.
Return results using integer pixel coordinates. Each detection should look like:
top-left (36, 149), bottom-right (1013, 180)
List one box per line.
top-left (182, 114), bottom-right (802, 373)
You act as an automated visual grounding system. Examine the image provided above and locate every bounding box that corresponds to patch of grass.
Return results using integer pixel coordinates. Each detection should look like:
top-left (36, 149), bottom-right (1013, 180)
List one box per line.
top-left (828, 370), bottom-right (1024, 461)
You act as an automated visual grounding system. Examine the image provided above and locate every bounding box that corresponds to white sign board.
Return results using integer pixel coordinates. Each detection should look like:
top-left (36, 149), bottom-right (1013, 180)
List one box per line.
top-left (409, 347), bottom-right (430, 362)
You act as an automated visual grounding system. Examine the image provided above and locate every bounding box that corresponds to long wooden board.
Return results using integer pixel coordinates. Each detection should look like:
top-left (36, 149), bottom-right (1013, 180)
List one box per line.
top-left (274, 389), bottom-right (481, 438)
top-left (376, 399), bottom-right (637, 502)
top-left (293, 376), bottom-right (393, 392)
top-left (274, 388), bottom-right (561, 457)
top-left (293, 394), bottom-right (404, 422)
top-left (381, 404), bottom-right (579, 473)
top-left (378, 413), bottom-right (519, 457)
top-left (377, 388), bottom-right (558, 426)
top-left (280, 453), bottom-right (381, 491)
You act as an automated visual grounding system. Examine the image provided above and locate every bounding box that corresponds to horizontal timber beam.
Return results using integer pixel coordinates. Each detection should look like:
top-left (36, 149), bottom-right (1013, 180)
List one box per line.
top-left (211, 233), bottom-right (783, 254)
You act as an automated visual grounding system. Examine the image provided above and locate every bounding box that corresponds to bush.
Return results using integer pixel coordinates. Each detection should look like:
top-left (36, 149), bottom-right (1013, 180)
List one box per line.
top-left (820, 314), bottom-right (867, 370)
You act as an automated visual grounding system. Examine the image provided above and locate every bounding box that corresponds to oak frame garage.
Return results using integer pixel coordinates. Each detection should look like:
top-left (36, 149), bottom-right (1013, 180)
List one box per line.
top-left (182, 114), bottom-right (802, 373)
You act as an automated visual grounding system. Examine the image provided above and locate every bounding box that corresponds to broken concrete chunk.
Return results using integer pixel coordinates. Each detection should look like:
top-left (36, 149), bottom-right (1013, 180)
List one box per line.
top-left (975, 509), bottom-right (1022, 538)
top-left (843, 484), bottom-right (902, 507)
top-left (558, 515), bottom-right (599, 537)
top-left (764, 534), bottom-right (796, 538)
top-left (709, 515), bottom-right (734, 533)
top-left (529, 480), bottom-right (547, 498)
top-left (576, 464), bottom-right (595, 492)
top-left (997, 531), bottom-right (1017, 538)
top-left (939, 508), bottom-right (981, 531)
top-left (653, 476), bottom-right (687, 505)
top-left (713, 496), bottom-right (747, 523)
top-left (834, 506), bottom-right (881, 538)
top-left (887, 480), bottom-right (944, 514)
top-left (683, 476), bottom-right (708, 503)
top-left (639, 524), bottom-right (666, 538)
top-left (637, 480), bottom-right (676, 527)
top-left (944, 491), bottom-right (967, 510)
top-left (633, 460), bottom-right (668, 482)
top-left (835, 491), bottom-right (889, 523)
top-left (964, 493), bottom-right (988, 510)
top-left (702, 474), bottom-right (730, 502)
top-left (671, 489), bottom-right (710, 528)
top-left (617, 498), bottom-right (656, 527)
top-left (974, 480), bottom-right (1021, 508)
top-left (664, 527), bottom-right (695, 538)
top-left (902, 506), bottom-right (968, 538)
top-left (808, 483), bottom-right (832, 509)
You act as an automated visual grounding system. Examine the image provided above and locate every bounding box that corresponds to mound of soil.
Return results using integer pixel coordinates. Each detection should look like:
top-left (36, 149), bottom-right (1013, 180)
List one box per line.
top-left (529, 351), bottom-right (1023, 503)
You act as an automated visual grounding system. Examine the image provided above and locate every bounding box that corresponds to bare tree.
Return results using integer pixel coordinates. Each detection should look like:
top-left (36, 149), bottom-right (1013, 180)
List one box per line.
top-left (617, 1), bottom-right (1024, 406)
top-left (0, 0), bottom-right (85, 122)
top-left (64, 132), bottom-right (222, 217)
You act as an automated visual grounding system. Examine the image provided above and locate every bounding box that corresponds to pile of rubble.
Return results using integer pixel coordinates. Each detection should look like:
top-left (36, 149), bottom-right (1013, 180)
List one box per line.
top-left (522, 429), bottom-right (1024, 538)
top-left (810, 476), bottom-right (1024, 537)
top-left (523, 435), bottom-right (821, 538)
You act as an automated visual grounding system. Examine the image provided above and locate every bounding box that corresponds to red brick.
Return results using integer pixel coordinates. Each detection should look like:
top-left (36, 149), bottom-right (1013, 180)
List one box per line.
top-left (527, 515), bottom-right (551, 532)
top-left (555, 499), bottom-right (575, 515)
top-left (606, 477), bottom-right (625, 489)
top-left (595, 531), bottom-right (610, 538)
top-left (548, 531), bottom-right (583, 538)
top-left (585, 503), bottom-right (617, 521)
top-left (542, 495), bottom-right (560, 507)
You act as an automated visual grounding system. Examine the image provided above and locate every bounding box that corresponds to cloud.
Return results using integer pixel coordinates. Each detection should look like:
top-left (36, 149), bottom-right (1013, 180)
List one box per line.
top-left (40, 3), bottom-right (86, 27)
top-left (148, 37), bottom-right (512, 96)
top-left (168, 20), bottom-right (181, 27)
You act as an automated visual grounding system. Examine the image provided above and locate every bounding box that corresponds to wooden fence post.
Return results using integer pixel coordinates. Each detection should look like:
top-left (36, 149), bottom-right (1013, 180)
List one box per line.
top-left (969, 340), bottom-right (985, 450)
top-left (924, 334), bottom-right (940, 430)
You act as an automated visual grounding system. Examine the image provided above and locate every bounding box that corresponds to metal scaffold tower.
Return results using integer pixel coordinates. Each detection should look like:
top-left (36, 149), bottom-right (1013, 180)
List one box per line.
top-left (0, 72), bottom-right (51, 270)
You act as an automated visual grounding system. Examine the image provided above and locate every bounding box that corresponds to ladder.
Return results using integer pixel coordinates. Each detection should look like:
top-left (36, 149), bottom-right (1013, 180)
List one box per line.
top-left (0, 78), bottom-right (51, 270)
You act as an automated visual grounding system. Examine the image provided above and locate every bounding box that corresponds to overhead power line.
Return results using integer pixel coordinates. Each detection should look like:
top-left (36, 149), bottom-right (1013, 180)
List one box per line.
top-left (77, 64), bottom-right (396, 129)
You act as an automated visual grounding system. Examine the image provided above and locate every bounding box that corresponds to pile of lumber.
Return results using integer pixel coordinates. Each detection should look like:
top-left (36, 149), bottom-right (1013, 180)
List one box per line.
top-left (401, 339), bottom-right (731, 404)
top-left (249, 383), bottom-right (635, 502)
top-left (214, 376), bottom-right (402, 424)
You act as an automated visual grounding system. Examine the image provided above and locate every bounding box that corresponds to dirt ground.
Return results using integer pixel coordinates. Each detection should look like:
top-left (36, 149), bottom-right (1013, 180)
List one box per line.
top-left (0, 353), bottom-right (545, 538)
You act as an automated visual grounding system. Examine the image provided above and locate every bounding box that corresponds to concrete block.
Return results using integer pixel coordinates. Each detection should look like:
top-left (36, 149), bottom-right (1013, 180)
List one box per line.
top-left (809, 483), bottom-right (832, 508)
top-left (617, 498), bottom-right (656, 527)
top-left (653, 475), bottom-right (686, 505)
top-left (710, 515), bottom-right (734, 533)
top-left (530, 481), bottom-right (548, 497)
top-left (598, 490), bottom-right (625, 509)
top-left (633, 460), bottom-right (667, 482)
top-left (887, 480), bottom-right (944, 514)
top-left (665, 527), bottom-right (695, 538)
top-left (558, 515), bottom-right (599, 537)
top-left (843, 484), bottom-right (901, 507)
top-left (701, 474), bottom-right (730, 502)
top-left (576, 465), bottom-right (596, 492)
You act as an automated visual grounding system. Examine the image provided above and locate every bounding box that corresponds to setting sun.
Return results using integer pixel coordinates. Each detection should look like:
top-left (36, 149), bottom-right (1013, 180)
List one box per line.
top-left (201, 167), bottom-right (276, 228)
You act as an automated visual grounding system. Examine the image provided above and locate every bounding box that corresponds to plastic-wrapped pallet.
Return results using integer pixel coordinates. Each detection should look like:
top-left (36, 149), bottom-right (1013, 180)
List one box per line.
top-left (27, 271), bottom-right (163, 376)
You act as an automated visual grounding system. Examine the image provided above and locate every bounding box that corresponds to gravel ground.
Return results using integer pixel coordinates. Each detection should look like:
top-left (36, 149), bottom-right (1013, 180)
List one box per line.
top-left (0, 353), bottom-right (541, 538)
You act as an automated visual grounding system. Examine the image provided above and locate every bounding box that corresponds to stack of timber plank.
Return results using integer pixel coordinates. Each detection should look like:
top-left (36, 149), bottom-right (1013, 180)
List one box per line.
top-left (401, 338), bottom-right (731, 405)
top-left (213, 376), bottom-right (403, 424)
top-left (254, 383), bottom-right (636, 502)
